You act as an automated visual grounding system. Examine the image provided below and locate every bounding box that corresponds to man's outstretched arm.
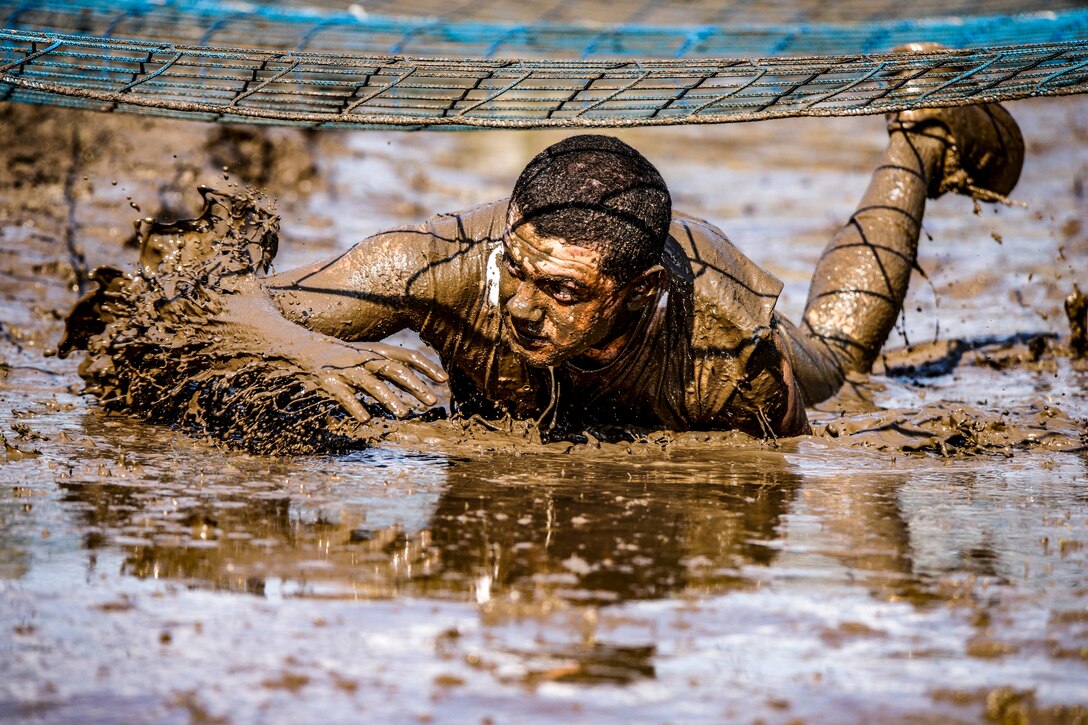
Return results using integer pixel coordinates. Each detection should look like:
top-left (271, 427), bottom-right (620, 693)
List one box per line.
top-left (264, 227), bottom-right (438, 341)
top-left (212, 217), bottom-right (490, 422)
top-left (237, 202), bottom-right (508, 420)
top-left (212, 276), bottom-right (446, 423)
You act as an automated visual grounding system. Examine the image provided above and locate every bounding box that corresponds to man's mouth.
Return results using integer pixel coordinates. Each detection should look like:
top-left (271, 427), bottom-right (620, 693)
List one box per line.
top-left (508, 319), bottom-right (549, 349)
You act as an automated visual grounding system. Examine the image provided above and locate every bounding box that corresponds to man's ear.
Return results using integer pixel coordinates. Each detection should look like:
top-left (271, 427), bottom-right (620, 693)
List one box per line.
top-left (624, 264), bottom-right (664, 312)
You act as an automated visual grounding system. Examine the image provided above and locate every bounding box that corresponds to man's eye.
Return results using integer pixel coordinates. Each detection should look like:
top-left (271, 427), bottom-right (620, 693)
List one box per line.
top-left (502, 255), bottom-right (522, 279)
top-left (550, 285), bottom-right (580, 303)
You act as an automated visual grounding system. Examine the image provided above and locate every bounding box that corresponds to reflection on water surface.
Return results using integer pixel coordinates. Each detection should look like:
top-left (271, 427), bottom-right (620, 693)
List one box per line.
top-left (63, 448), bottom-right (805, 604)
top-left (4, 398), bottom-right (1087, 720)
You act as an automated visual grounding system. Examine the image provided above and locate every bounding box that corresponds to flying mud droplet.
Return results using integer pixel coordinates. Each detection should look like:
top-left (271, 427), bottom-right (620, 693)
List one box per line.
top-left (1065, 283), bottom-right (1087, 358)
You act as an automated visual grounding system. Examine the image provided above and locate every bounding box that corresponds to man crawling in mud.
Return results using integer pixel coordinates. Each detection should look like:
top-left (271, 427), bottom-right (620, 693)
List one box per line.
top-left (61, 99), bottom-right (1023, 449)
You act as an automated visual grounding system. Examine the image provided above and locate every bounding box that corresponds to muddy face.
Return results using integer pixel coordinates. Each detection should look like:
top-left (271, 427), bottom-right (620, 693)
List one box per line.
top-left (498, 221), bottom-right (635, 367)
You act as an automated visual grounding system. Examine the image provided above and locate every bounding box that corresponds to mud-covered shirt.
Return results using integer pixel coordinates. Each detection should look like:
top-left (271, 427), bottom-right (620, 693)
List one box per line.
top-left (378, 199), bottom-right (807, 437)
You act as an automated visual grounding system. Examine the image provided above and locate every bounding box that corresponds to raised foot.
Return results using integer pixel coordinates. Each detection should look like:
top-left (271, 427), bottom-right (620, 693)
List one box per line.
top-left (886, 43), bottom-right (1025, 202)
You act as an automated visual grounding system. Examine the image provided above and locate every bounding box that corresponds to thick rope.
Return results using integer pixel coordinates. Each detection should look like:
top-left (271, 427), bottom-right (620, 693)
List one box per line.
top-left (3, 30), bottom-right (1087, 129)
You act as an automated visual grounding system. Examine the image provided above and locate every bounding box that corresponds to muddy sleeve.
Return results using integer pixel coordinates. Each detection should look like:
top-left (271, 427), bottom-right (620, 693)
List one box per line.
top-left (262, 204), bottom-right (502, 342)
top-left (693, 323), bottom-right (810, 437)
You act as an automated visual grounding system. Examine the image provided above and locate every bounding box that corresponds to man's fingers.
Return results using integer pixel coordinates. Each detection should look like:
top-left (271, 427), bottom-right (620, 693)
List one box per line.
top-left (320, 370), bottom-right (409, 421)
top-left (343, 368), bottom-right (410, 418)
top-left (368, 343), bottom-right (448, 382)
top-left (316, 342), bottom-right (447, 418)
top-left (364, 359), bottom-right (438, 406)
top-left (318, 373), bottom-right (372, 424)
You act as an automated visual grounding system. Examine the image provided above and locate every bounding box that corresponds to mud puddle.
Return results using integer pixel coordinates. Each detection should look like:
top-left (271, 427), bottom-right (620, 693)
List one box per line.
top-left (1, 98), bottom-right (1087, 722)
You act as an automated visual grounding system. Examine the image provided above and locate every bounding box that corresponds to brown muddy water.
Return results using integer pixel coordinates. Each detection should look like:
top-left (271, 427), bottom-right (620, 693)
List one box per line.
top-left (1, 99), bottom-right (1087, 723)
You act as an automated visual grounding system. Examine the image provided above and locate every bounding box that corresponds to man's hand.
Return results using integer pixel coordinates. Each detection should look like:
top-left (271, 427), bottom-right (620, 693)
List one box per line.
top-left (298, 340), bottom-right (449, 423)
top-left (215, 289), bottom-right (449, 425)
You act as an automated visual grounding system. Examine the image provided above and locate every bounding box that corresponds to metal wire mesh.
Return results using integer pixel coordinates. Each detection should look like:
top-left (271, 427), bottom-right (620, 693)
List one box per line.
top-left (2, 0), bottom-right (1088, 129)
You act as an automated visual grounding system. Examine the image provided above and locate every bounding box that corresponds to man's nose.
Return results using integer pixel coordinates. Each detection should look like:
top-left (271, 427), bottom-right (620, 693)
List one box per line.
top-left (506, 283), bottom-right (544, 323)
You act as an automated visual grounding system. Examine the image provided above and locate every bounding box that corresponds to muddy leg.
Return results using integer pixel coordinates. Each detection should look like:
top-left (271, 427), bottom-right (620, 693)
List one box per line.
top-left (782, 125), bottom-right (947, 404)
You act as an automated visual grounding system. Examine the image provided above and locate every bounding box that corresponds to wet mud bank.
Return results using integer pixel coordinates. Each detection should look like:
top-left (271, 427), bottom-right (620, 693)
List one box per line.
top-left (2, 99), bottom-right (1087, 722)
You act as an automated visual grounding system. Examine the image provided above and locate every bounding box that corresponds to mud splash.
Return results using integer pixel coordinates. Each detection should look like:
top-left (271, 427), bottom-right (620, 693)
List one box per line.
top-left (57, 189), bottom-right (378, 455)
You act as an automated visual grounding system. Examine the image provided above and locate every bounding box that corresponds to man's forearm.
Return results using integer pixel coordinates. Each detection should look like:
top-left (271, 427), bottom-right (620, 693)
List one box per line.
top-left (215, 279), bottom-right (328, 358)
top-left (259, 224), bottom-right (440, 342)
top-left (213, 279), bottom-right (446, 420)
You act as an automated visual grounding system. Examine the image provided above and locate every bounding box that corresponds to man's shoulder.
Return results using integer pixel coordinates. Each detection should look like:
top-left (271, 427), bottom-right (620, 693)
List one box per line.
top-left (668, 212), bottom-right (783, 331)
top-left (418, 199), bottom-right (509, 245)
top-left (354, 200), bottom-right (507, 311)
top-left (371, 200), bottom-right (506, 289)
top-left (665, 213), bottom-right (795, 431)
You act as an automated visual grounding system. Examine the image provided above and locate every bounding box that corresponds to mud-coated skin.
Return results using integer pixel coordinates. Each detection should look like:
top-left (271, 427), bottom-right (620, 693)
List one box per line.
top-left (267, 201), bottom-right (808, 437)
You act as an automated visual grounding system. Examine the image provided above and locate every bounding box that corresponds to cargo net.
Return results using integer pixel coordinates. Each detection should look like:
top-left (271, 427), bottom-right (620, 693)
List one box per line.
top-left (2, 0), bottom-right (1088, 129)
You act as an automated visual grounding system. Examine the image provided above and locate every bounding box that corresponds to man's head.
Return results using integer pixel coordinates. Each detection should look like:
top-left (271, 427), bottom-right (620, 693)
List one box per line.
top-left (500, 135), bottom-right (672, 367)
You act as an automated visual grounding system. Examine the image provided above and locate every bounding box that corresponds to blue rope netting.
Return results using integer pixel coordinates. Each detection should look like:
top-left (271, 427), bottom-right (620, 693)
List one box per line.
top-left (2, 0), bottom-right (1088, 129)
